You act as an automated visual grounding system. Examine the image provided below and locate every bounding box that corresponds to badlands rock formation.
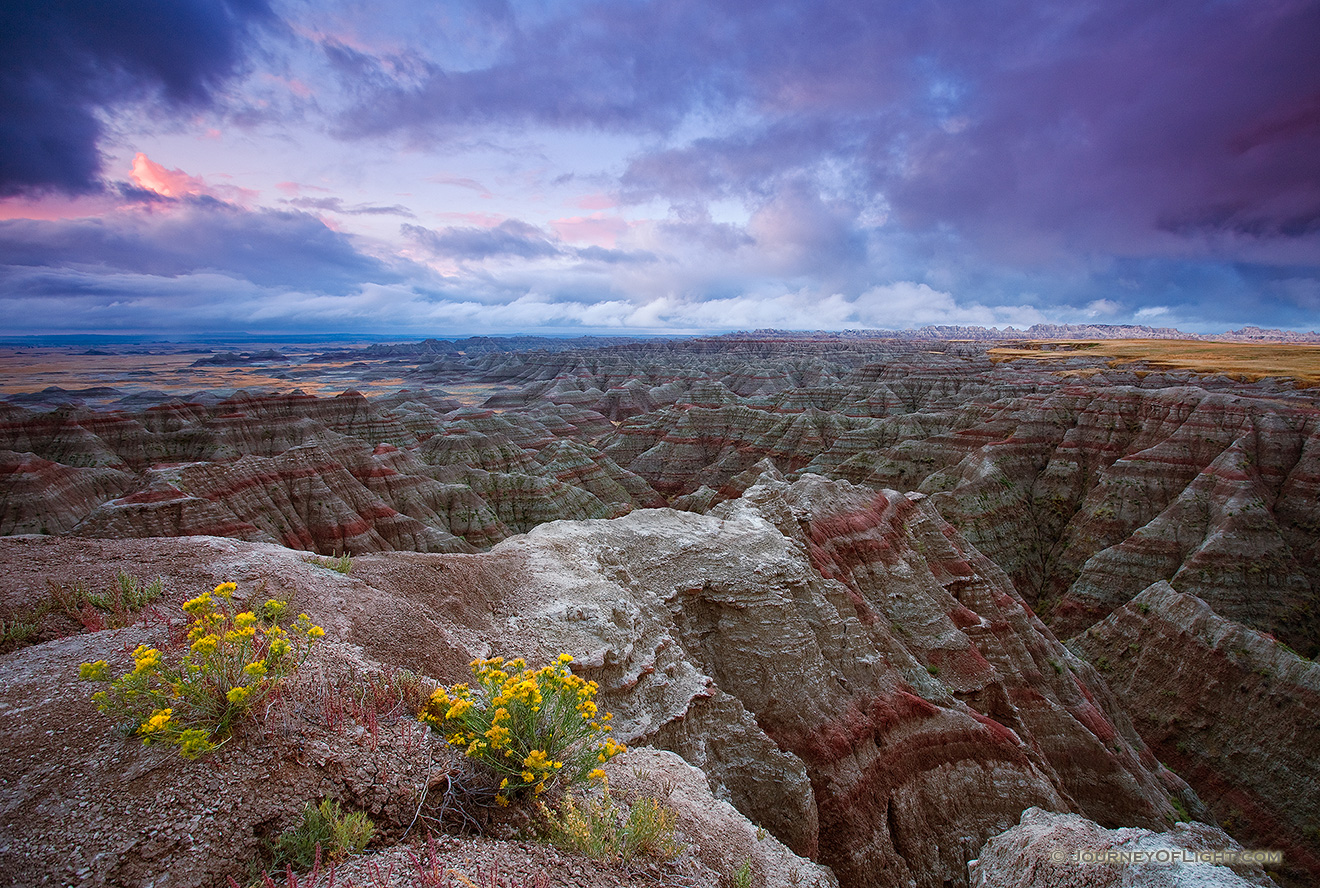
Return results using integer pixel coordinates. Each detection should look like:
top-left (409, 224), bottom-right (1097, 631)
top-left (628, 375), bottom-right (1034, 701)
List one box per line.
top-left (3, 335), bottom-right (1318, 885)
top-left (0, 391), bottom-right (661, 553)
top-left (4, 338), bottom-right (1316, 658)
top-left (1073, 581), bottom-right (1320, 885)
top-left (0, 472), bottom-right (1198, 888)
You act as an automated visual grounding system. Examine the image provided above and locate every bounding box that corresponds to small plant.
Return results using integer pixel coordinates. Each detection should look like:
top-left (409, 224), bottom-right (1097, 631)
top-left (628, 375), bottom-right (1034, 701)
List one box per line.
top-left (271, 799), bottom-right (375, 870)
top-left (537, 782), bottom-right (684, 863)
top-left (3, 573), bottom-right (167, 646)
top-left (1168, 794), bottom-right (1192, 823)
top-left (94, 571), bottom-right (166, 612)
top-left (0, 616), bottom-right (39, 648)
top-left (419, 654), bottom-right (624, 804)
top-left (306, 553), bottom-right (353, 575)
top-left (925, 664), bottom-right (939, 676)
top-left (730, 857), bottom-right (754, 888)
top-left (79, 582), bottom-right (324, 758)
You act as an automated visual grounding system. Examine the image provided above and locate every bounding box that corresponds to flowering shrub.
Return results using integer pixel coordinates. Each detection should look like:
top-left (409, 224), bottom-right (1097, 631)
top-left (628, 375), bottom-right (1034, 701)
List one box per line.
top-left (419, 654), bottom-right (625, 804)
top-left (79, 582), bottom-right (324, 758)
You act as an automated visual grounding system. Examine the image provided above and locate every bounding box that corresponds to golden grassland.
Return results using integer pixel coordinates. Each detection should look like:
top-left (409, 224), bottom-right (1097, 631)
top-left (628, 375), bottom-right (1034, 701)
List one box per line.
top-left (989, 339), bottom-right (1320, 387)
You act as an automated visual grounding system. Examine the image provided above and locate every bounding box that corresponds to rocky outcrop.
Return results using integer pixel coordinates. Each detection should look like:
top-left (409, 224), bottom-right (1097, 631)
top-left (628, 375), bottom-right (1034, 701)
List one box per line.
top-left (511, 467), bottom-right (1199, 882)
top-left (0, 391), bottom-right (657, 555)
top-left (5, 337), bottom-right (1319, 659)
top-left (0, 451), bottom-right (133, 535)
top-left (0, 472), bottom-right (1187, 888)
top-left (608, 748), bottom-right (838, 888)
top-left (1071, 582), bottom-right (1320, 886)
top-left (0, 600), bottom-right (833, 888)
top-left (970, 807), bottom-right (1276, 888)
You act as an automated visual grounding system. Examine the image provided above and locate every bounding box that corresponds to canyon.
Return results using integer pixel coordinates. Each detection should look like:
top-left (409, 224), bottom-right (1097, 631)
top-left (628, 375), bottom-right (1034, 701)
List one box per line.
top-left (0, 333), bottom-right (1316, 887)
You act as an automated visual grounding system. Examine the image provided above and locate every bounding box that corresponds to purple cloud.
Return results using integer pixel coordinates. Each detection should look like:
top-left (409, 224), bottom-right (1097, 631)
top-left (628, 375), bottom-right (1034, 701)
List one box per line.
top-left (284, 197), bottom-right (416, 217)
top-left (403, 219), bottom-right (562, 261)
top-left (868, 0), bottom-right (1320, 261)
top-left (0, 0), bottom-right (273, 195)
top-left (403, 219), bottom-right (657, 265)
top-left (0, 200), bottom-right (398, 292)
top-left (321, 0), bottom-right (1318, 268)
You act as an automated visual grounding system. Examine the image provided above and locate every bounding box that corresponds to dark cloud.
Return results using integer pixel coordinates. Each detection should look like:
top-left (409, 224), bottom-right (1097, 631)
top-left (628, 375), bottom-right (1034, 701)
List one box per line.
top-left (0, 200), bottom-right (396, 292)
top-left (323, 0), bottom-right (752, 139)
top-left (619, 119), bottom-right (848, 204)
top-left (403, 219), bottom-right (660, 266)
top-left (332, 0), bottom-right (1318, 269)
top-left (284, 196), bottom-right (415, 217)
top-left (0, 0), bottom-right (273, 195)
top-left (862, 0), bottom-right (1320, 260)
top-left (403, 219), bottom-right (562, 260)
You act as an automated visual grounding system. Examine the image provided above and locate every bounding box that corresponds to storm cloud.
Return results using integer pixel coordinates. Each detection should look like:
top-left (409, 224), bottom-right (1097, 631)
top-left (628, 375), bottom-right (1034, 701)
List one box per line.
top-left (1, 0), bottom-right (1317, 334)
top-left (0, 0), bottom-right (272, 195)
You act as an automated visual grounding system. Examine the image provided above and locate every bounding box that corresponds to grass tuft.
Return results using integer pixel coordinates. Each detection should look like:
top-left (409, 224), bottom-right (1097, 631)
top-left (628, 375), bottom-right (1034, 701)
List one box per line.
top-left (306, 553), bottom-right (353, 574)
top-left (537, 782), bottom-right (684, 864)
top-left (270, 799), bottom-right (375, 870)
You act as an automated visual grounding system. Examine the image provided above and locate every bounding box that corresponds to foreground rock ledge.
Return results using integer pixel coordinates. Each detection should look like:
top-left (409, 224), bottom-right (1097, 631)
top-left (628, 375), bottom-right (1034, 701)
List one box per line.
top-left (1, 473), bottom-right (1191, 888)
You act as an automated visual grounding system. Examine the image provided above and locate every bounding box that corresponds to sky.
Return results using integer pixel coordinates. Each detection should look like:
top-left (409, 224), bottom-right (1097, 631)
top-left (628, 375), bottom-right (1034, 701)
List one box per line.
top-left (1, 0), bottom-right (1318, 337)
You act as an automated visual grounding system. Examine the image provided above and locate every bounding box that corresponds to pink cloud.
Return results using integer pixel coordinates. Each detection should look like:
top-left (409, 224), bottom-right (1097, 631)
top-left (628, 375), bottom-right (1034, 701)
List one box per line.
top-left (550, 213), bottom-right (629, 247)
top-left (130, 154), bottom-right (257, 205)
top-left (258, 72), bottom-right (313, 98)
top-left (131, 153), bottom-right (212, 198)
top-left (0, 194), bottom-right (121, 221)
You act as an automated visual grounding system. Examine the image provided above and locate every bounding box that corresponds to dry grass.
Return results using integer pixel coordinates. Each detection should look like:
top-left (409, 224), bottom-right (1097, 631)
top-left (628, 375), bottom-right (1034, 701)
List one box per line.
top-left (989, 339), bottom-right (1320, 387)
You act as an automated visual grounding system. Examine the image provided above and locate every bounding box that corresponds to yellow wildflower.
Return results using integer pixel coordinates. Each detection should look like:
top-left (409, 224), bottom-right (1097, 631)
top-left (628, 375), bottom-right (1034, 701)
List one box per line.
top-left (599, 737), bottom-right (626, 762)
top-left (141, 708), bottom-right (172, 734)
top-left (132, 647), bottom-right (161, 675)
top-left (214, 582), bottom-right (237, 598)
top-left (78, 660), bottom-right (109, 681)
top-left (177, 729), bottom-right (215, 759)
top-left (182, 592), bottom-right (214, 617)
top-left (226, 685), bottom-right (251, 706)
